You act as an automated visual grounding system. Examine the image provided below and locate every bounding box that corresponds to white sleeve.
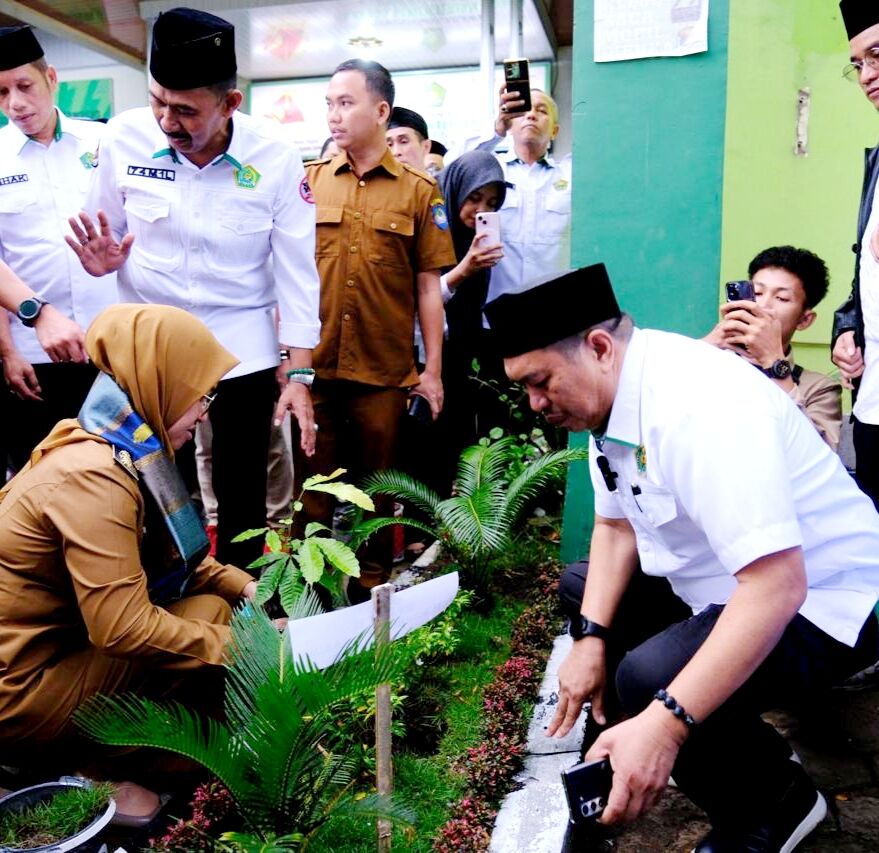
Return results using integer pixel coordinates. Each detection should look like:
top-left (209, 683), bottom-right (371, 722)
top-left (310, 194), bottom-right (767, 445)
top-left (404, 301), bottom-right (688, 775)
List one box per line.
top-left (440, 273), bottom-right (454, 304)
top-left (589, 435), bottom-right (625, 519)
top-left (84, 122), bottom-right (127, 243)
top-left (271, 151), bottom-right (321, 349)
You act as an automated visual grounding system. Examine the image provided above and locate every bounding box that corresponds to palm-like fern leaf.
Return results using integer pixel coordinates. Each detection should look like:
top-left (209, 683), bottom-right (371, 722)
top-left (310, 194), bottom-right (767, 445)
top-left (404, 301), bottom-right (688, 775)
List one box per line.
top-left (347, 516), bottom-right (437, 552)
top-left (454, 437), bottom-right (517, 495)
top-left (501, 447), bottom-right (588, 525)
top-left (435, 482), bottom-right (508, 553)
top-left (360, 469), bottom-right (442, 516)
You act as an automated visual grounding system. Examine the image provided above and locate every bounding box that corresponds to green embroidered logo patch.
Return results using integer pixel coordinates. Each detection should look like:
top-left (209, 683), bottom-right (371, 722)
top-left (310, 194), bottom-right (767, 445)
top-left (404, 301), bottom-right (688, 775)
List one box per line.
top-left (79, 150), bottom-right (97, 169)
top-left (234, 164), bottom-right (261, 189)
top-left (635, 444), bottom-right (647, 474)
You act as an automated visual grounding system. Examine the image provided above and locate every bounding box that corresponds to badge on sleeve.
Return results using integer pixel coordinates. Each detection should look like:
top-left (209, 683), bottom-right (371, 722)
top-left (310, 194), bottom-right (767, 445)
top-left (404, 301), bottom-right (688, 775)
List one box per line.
top-left (430, 198), bottom-right (449, 230)
top-left (299, 175), bottom-right (314, 204)
top-left (234, 164), bottom-right (261, 189)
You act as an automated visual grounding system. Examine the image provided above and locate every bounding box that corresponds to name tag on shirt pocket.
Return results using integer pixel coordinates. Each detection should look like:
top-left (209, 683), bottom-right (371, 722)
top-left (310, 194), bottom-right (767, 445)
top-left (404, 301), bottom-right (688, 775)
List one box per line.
top-left (369, 211), bottom-right (414, 268)
top-left (316, 206), bottom-right (343, 258)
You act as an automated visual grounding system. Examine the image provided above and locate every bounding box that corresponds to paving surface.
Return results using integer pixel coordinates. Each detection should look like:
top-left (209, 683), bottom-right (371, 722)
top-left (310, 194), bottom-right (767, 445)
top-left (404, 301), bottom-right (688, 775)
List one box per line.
top-left (490, 636), bottom-right (879, 852)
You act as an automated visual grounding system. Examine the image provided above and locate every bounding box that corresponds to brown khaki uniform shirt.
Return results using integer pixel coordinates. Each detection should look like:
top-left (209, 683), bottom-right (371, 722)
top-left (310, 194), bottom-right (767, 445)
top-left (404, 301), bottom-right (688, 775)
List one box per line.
top-left (789, 361), bottom-right (843, 452)
top-left (306, 149), bottom-right (456, 387)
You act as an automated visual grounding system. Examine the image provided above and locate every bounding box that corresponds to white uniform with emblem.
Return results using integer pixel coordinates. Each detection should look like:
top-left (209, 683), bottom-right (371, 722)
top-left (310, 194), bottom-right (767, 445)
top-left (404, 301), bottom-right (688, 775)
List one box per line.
top-left (84, 106), bottom-right (320, 374)
top-left (0, 109), bottom-right (116, 363)
top-left (590, 327), bottom-right (879, 648)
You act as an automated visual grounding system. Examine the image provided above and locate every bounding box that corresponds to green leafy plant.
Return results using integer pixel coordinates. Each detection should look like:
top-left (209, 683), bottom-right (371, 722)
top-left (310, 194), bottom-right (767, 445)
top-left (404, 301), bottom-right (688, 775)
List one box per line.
top-left (352, 437), bottom-right (586, 598)
top-left (74, 605), bottom-right (414, 849)
top-left (0, 781), bottom-right (113, 849)
top-left (234, 469), bottom-right (375, 614)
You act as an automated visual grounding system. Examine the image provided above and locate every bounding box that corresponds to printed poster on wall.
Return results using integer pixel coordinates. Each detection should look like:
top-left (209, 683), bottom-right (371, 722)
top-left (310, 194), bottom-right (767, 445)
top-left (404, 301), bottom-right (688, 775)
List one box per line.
top-left (594, 0), bottom-right (709, 62)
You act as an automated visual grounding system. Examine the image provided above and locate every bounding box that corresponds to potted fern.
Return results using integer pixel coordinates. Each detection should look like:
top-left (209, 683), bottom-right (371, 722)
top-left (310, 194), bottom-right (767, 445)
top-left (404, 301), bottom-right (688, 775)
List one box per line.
top-left (352, 436), bottom-right (587, 602)
top-left (73, 606), bottom-right (413, 850)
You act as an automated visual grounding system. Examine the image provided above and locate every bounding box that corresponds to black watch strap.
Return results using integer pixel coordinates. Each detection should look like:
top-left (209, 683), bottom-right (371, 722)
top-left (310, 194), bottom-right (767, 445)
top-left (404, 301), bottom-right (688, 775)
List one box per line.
top-left (569, 615), bottom-right (611, 642)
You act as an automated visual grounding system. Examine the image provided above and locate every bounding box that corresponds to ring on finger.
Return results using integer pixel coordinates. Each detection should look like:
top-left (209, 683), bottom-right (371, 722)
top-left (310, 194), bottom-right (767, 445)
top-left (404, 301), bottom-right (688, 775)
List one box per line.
top-left (501, 105), bottom-right (507, 113)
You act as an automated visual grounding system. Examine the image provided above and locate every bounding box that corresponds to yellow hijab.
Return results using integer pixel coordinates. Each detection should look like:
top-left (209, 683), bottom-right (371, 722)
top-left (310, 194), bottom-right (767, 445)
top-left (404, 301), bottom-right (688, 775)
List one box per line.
top-left (23, 304), bottom-right (239, 466)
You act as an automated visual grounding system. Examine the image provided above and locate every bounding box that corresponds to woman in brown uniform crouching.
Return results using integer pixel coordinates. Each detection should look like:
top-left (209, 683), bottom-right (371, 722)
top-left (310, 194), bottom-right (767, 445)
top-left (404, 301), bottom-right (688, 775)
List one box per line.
top-left (0, 304), bottom-right (256, 824)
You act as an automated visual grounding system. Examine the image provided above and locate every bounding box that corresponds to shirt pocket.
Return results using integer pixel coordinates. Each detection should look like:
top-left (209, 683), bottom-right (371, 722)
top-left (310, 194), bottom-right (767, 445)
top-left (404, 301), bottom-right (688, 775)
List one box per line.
top-left (368, 211), bottom-right (414, 269)
top-left (204, 198), bottom-right (274, 275)
top-left (315, 206), bottom-right (343, 259)
top-left (0, 185), bottom-right (39, 217)
top-left (124, 195), bottom-right (181, 272)
top-left (534, 186), bottom-right (571, 244)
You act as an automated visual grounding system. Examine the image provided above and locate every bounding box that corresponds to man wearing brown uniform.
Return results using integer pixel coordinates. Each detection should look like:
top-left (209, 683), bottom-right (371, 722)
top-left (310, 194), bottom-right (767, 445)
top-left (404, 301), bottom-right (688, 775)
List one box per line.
top-left (302, 59), bottom-right (455, 601)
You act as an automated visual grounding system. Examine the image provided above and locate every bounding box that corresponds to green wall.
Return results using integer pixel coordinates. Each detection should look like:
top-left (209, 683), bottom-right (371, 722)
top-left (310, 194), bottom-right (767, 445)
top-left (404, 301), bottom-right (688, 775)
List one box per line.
top-left (562, 0), bottom-right (731, 562)
top-left (720, 0), bottom-right (877, 381)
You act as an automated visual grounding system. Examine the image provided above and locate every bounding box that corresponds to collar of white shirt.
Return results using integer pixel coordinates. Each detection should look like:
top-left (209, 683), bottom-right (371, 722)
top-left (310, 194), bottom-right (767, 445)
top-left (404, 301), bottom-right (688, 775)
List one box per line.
top-left (598, 326), bottom-right (645, 450)
top-left (150, 111), bottom-right (248, 172)
top-left (6, 107), bottom-right (86, 153)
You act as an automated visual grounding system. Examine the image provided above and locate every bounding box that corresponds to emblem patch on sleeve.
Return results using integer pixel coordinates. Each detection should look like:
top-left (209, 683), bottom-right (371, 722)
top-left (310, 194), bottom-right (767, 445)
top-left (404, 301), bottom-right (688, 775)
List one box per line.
top-left (234, 164), bottom-right (261, 189)
top-left (299, 175), bottom-right (314, 204)
top-left (430, 198), bottom-right (449, 230)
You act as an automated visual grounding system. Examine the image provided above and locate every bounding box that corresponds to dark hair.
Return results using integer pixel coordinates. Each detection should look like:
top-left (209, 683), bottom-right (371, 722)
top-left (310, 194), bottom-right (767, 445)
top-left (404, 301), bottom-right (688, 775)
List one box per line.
top-left (747, 246), bottom-right (830, 309)
top-left (333, 58), bottom-right (394, 111)
top-left (205, 76), bottom-right (238, 99)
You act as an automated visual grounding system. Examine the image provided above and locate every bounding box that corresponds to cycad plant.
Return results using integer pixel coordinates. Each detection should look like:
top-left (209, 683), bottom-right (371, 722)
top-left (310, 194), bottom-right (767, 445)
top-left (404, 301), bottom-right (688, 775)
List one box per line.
top-left (352, 436), bottom-right (587, 598)
top-left (73, 606), bottom-right (414, 850)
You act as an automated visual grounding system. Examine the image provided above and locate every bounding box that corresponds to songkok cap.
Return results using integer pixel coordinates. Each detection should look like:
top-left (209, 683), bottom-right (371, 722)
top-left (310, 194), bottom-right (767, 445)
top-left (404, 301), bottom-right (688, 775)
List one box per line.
top-left (485, 264), bottom-right (622, 358)
top-left (150, 7), bottom-right (236, 90)
top-left (839, 1), bottom-right (879, 40)
top-left (0, 25), bottom-right (44, 72)
top-left (389, 107), bottom-right (429, 140)
top-left (429, 139), bottom-right (448, 157)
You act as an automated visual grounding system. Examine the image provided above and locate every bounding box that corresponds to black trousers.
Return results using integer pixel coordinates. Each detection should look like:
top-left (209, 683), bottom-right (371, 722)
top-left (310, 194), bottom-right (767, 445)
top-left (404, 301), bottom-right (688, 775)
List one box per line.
top-left (178, 368), bottom-right (276, 570)
top-left (5, 362), bottom-right (99, 472)
top-left (559, 562), bottom-right (879, 826)
top-left (853, 416), bottom-right (879, 512)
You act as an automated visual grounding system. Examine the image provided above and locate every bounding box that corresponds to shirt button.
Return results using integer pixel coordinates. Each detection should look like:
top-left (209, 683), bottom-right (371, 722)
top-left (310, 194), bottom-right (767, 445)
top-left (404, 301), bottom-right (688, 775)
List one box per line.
top-left (343, 313), bottom-right (350, 320)
top-left (354, 212), bottom-right (362, 220)
top-left (346, 279), bottom-right (354, 287)
top-left (349, 245), bottom-right (358, 253)
top-left (390, 222), bottom-right (397, 230)
top-left (358, 180), bottom-right (366, 187)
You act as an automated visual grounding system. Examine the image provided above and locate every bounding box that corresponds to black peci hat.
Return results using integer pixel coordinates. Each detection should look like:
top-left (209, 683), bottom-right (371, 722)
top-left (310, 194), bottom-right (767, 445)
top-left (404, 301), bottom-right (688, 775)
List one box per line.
top-left (839, 1), bottom-right (879, 41)
top-left (150, 7), bottom-right (236, 90)
top-left (0, 25), bottom-right (44, 72)
top-left (429, 139), bottom-right (448, 157)
top-left (484, 265), bottom-right (622, 358)
top-left (388, 107), bottom-right (429, 140)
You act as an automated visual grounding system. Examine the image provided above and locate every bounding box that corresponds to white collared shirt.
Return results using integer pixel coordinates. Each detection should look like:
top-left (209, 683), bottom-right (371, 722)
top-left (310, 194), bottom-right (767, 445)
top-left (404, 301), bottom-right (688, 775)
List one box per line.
top-left (0, 110), bottom-right (117, 364)
top-left (85, 107), bottom-right (320, 379)
top-left (855, 189), bottom-right (879, 423)
top-left (590, 328), bottom-right (879, 647)
top-left (486, 147), bottom-right (571, 302)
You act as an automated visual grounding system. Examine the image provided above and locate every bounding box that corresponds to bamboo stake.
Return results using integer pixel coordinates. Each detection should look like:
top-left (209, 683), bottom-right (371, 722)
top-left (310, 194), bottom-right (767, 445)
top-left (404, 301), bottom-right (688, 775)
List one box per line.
top-left (372, 583), bottom-right (393, 852)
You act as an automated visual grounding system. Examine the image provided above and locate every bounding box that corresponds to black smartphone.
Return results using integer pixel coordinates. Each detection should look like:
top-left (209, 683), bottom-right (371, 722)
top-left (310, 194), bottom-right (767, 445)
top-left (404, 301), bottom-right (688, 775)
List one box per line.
top-left (561, 757), bottom-right (613, 826)
top-left (725, 279), bottom-right (756, 302)
top-left (503, 58), bottom-right (532, 114)
top-left (407, 394), bottom-right (432, 426)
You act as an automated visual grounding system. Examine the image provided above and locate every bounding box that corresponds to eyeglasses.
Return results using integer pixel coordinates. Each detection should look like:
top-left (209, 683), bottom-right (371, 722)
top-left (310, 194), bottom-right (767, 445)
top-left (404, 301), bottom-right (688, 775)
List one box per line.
top-left (843, 47), bottom-right (879, 82)
top-left (200, 389), bottom-right (217, 414)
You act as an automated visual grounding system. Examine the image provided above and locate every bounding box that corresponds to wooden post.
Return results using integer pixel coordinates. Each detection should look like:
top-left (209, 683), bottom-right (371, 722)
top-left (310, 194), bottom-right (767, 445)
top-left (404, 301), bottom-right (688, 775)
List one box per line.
top-left (372, 583), bottom-right (393, 852)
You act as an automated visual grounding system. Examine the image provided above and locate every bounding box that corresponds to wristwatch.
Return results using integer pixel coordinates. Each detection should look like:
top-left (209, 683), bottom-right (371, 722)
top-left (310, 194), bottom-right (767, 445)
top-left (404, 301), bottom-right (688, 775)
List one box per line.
top-left (759, 358), bottom-right (792, 380)
top-left (568, 615), bottom-right (611, 642)
top-left (17, 296), bottom-right (48, 328)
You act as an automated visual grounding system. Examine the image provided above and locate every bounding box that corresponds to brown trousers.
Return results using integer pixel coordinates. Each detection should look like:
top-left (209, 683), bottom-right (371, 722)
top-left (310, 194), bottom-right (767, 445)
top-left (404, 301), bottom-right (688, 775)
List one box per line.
top-left (3, 594), bottom-right (231, 773)
top-left (294, 379), bottom-right (408, 588)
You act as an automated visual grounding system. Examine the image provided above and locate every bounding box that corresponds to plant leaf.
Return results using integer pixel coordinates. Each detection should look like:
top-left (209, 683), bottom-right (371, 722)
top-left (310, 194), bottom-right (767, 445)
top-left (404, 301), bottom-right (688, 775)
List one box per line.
top-left (254, 555), bottom-right (290, 606)
top-left (233, 527), bottom-right (268, 543)
top-left (304, 521), bottom-right (331, 537)
top-left (348, 516), bottom-right (436, 552)
top-left (359, 469), bottom-right (441, 516)
top-left (306, 481), bottom-right (375, 510)
top-left (278, 565), bottom-right (302, 615)
top-left (502, 447), bottom-right (588, 525)
top-left (312, 537), bottom-right (360, 577)
top-left (302, 469), bottom-right (346, 488)
top-left (296, 539), bottom-right (325, 584)
top-left (265, 529), bottom-right (282, 552)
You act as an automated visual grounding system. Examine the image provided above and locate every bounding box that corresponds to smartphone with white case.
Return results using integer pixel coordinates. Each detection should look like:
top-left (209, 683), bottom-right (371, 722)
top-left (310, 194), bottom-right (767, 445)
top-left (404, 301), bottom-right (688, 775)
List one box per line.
top-left (475, 211), bottom-right (501, 245)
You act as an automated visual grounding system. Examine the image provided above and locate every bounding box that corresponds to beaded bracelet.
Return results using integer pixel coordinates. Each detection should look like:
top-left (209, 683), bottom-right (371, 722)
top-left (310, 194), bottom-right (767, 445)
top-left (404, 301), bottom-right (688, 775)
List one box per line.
top-left (653, 689), bottom-right (697, 729)
top-left (286, 367), bottom-right (315, 387)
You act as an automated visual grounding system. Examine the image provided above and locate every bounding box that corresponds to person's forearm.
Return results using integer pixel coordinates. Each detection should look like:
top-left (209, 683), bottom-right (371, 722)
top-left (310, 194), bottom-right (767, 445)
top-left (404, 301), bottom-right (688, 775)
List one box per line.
top-left (0, 262), bottom-right (36, 314)
top-left (662, 547), bottom-right (806, 725)
top-left (282, 346), bottom-right (313, 371)
top-left (580, 515), bottom-right (640, 626)
top-left (0, 310), bottom-right (18, 358)
top-left (417, 272), bottom-right (444, 375)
